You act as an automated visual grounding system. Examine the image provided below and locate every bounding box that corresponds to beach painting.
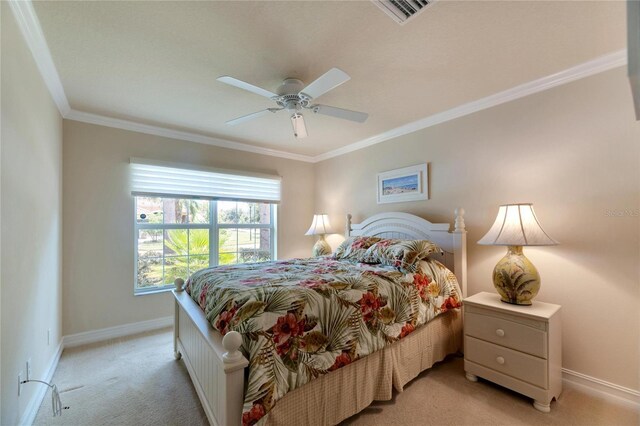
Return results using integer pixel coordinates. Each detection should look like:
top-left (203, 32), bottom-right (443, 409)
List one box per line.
top-left (382, 175), bottom-right (419, 196)
top-left (377, 164), bottom-right (428, 204)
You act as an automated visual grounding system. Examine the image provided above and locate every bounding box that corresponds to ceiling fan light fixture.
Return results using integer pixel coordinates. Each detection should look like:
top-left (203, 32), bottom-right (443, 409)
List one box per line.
top-left (291, 113), bottom-right (308, 139)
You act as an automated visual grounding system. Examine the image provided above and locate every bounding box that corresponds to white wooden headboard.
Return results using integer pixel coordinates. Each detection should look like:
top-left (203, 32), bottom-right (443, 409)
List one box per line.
top-left (346, 210), bottom-right (467, 297)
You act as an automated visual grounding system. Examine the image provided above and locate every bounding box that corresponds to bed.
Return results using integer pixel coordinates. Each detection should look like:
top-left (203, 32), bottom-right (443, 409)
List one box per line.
top-left (172, 210), bottom-right (467, 426)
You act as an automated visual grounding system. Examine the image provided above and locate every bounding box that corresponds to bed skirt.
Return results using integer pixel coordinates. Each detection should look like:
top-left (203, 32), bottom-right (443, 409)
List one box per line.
top-left (262, 308), bottom-right (463, 426)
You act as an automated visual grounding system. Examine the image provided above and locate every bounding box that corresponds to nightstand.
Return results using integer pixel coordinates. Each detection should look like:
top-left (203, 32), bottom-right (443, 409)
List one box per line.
top-left (463, 292), bottom-right (562, 412)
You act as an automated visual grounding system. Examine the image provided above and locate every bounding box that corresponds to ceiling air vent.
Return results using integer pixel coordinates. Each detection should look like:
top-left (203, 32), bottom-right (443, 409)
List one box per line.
top-left (371, 0), bottom-right (433, 25)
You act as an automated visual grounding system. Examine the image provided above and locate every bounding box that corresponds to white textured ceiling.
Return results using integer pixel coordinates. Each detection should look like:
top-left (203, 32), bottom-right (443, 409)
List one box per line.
top-left (34, 0), bottom-right (626, 157)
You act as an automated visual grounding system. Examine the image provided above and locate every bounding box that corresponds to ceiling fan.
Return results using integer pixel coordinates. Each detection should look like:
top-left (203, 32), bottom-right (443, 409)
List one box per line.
top-left (217, 68), bottom-right (368, 139)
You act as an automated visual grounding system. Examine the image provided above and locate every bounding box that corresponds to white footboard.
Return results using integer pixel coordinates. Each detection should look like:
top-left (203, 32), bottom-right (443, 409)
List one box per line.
top-left (173, 289), bottom-right (249, 426)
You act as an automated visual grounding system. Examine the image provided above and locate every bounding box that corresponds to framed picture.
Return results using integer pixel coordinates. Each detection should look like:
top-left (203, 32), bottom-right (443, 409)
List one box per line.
top-left (377, 164), bottom-right (428, 204)
top-left (629, 0), bottom-right (640, 120)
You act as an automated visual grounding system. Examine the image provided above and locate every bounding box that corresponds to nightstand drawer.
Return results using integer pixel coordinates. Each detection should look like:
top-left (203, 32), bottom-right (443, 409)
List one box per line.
top-left (465, 336), bottom-right (548, 389)
top-left (465, 311), bottom-right (547, 358)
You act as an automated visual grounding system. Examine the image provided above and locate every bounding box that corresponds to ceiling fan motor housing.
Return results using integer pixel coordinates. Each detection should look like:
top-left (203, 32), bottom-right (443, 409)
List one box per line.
top-left (274, 78), bottom-right (311, 111)
top-left (277, 78), bottom-right (304, 95)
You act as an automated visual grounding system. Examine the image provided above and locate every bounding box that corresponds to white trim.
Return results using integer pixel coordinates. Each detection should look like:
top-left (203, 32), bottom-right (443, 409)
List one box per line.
top-left (18, 342), bottom-right (63, 426)
top-left (314, 49), bottom-right (627, 162)
top-left (10, 0), bottom-right (628, 163)
top-left (7, 0), bottom-right (313, 163)
top-left (65, 50), bottom-right (628, 164)
top-left (66, 110), bottom-right (315, 163)
top-left (562, 368), bottom-right (640, 410)
top-left (62, 316), bottom-right (173, 348)
top-left (629, 0), bottom-right (640, 120)
top-left (7, 0), bottom-right (70, 116)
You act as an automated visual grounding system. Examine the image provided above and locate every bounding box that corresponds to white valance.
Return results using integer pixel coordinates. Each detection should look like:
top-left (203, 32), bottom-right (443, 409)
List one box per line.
top-left (130, 158), bottom-right (281, 203)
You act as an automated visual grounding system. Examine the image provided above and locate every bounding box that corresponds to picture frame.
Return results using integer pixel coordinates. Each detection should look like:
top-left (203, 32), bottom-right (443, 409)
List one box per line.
top-left (629, 0), bottom-right (640, 120)
top-left (377, 164), bottom-right (428, 204)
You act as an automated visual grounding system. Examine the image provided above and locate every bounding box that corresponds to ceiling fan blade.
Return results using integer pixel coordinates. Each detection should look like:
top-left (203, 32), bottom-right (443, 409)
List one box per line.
top-left (225, 109), bottom-right (275, 126)
top-left (312, 105), bottom-right (368, 123)
top-left (217, 76), bottom-right (278, 99)
top-left (299, 68), bottom-right (350, 100)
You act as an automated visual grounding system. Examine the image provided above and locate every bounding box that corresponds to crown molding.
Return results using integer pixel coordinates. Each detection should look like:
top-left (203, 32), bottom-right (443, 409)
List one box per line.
top-left (313, 49), bottom-right (628, 162)
top-left (8, 0), bottom-right (314, 163)
top-left (65, 109), bottom-right (315, 163)
top-left (8, 0), bottom-right (71, 116)
top-left (63, 50), bottom-right (629, 164)
top-left (10, 0), bottom-right (627, 164)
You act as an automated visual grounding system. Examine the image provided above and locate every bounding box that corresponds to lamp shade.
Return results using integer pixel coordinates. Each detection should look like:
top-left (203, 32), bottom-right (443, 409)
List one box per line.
top-left (478, 204), bottom-right (558, 246)
top-left (305, 214), bottom-right (332, 236)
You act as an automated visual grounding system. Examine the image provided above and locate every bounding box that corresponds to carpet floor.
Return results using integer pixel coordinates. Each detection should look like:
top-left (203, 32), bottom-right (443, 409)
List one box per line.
top-left (34, 328), bottom-right (638, 426)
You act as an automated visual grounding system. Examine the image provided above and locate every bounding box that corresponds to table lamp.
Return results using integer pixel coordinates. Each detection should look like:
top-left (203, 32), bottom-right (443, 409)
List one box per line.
top-left (478, 204), bottom-right (558, 305)
top-left (305, 214), bottom-right (332, 256)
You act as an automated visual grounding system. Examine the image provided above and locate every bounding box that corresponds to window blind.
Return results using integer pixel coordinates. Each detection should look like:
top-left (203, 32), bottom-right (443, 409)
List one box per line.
top-left (130, 159), bottom-right (281, 203)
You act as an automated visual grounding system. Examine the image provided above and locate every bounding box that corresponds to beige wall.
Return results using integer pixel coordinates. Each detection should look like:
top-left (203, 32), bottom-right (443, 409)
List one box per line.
top-left (62, 121), bottom-right (315, 335)
top-left (315, 67), bottom-right (640, 391)
top-left (5, 0), bottom-right (635, 403)
top-left (1, 4), bottom-right (64, 424)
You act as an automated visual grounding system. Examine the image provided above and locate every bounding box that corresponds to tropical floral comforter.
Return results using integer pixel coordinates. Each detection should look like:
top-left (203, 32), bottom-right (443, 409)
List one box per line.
top-left (185, 256), bottom-right (461, 426)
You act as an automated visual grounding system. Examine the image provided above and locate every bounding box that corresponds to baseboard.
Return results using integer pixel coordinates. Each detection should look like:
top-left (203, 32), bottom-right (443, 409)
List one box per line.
top-left (18, 342), bottom-right (64, 426)
top-left (62, 316), bottom-right (173, 348)
top-left (17, 317), bottom-right (172, 425)
top-left (562, 368), bottom-right (640, 410)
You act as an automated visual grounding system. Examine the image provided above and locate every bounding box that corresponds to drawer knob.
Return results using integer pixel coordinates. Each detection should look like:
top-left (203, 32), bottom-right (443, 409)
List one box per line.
top-left (496, 356), bottom-right (505, 365)
top-left (495, 329), bottom-right (505, 337)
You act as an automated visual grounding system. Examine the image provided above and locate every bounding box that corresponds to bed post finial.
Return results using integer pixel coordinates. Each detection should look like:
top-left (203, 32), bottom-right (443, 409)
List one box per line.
top-left (174, 278), bottom-right (185, 292)
top-left (454, 208), bottom-right (466, 233)
top-left (222, 331), bottom-right (244, 363)
top-left (453, 207), bottom-right (468, 297)
top-left (346, 213), bottom-right (353, 236)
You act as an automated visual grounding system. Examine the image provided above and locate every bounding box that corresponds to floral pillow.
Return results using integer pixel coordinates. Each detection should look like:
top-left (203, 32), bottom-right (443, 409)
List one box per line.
top-left (363, 238), bottom-right (443, 273)
top-left (333, 236), bottom-right (382, 262)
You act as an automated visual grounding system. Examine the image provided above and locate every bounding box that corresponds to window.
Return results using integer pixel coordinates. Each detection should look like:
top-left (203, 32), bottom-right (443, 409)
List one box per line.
top-left (130, 159), bottom-right (280, 294)
top-left (135, 197), bottom-right (276, 293)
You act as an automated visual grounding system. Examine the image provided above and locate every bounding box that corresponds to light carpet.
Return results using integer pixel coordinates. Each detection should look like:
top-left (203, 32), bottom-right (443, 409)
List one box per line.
top-left (34, 329), bottom-right (638, 426)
